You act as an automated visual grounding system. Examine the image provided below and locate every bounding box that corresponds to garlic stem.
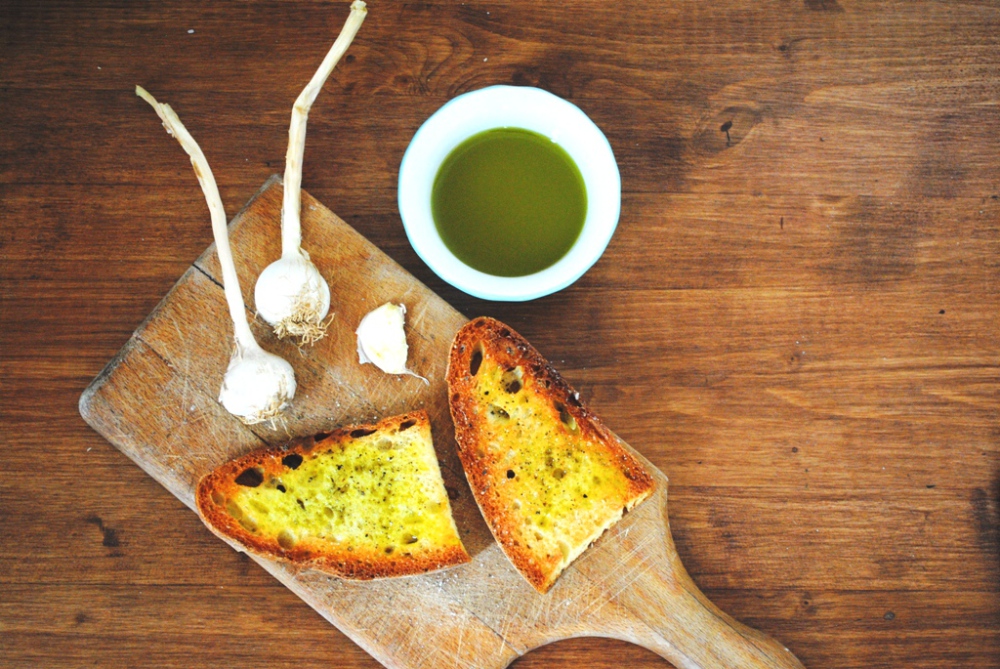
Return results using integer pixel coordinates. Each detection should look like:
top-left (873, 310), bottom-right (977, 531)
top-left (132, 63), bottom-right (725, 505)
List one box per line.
top-left (255, 1), bottom-right (366, 345)
top-left (281, 0), bottom-right (367, 255)
top-left (136, 85), bottom-right (257, 353)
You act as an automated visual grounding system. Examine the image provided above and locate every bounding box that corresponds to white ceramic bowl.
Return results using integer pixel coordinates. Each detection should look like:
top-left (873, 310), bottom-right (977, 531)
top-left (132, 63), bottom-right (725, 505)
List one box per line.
top-left (398, 85), bottom-right (621, 302)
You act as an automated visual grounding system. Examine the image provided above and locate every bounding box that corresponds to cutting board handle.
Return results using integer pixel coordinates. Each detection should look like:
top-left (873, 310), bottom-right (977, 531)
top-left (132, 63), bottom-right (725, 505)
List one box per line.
top-left (617, 508), bottom-right (805, 669)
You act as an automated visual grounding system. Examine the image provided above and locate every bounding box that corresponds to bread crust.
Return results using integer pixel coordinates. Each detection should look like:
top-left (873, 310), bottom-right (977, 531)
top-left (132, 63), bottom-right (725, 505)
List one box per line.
top-left (195, 411), bottom-right (470, 579)
top-left (447, 317), bottom-right (654, 592)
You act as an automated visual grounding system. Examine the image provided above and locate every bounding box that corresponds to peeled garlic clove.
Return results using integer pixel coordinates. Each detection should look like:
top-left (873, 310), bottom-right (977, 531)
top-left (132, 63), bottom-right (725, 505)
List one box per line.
top-left (356, 303), bottom-right (427, 383)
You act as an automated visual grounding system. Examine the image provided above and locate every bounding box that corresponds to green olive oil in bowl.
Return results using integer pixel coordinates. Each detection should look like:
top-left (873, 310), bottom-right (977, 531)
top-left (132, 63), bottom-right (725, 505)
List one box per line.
top-left (430, 128), bottom-right (587, 277)
top-left (398, 85), bottom-right (621, 302)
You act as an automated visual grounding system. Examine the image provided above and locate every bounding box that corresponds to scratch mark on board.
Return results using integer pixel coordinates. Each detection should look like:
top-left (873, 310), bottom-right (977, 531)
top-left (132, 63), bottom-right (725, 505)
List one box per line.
top-left (169, 315), bottom-right (194, 436)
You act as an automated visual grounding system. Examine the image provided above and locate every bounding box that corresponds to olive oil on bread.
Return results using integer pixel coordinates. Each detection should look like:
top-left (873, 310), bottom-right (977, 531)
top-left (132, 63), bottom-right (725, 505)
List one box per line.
top-left (447, 318), bottom-right (654, 592)
top-left (196, 412), bottom-right (469, 579)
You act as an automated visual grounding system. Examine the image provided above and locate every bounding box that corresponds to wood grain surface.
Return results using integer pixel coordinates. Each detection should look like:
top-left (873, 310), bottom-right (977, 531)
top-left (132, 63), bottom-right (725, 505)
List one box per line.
top-left (78, 177), bottom-right (809, 669)
top-left (2, 1), bottom-right (998, 668)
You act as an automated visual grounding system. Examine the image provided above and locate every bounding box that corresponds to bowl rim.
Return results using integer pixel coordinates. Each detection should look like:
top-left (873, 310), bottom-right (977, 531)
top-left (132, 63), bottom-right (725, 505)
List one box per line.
top-left (397, 85), bottom-right (621, 302)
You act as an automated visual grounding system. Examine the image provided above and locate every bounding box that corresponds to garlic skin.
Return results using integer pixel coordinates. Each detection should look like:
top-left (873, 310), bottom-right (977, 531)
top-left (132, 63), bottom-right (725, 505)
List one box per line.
top-left (254, 252), bottom-right (332, 345)
top-left (218, 345), bottom-right (297, 425)
top-left (356, 303), bottom-right (427, 383)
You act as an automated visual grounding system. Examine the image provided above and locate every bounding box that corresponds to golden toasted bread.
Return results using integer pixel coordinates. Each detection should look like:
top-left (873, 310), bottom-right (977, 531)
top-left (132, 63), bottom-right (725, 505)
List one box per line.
top-left (195, 411), bottom-right (469, 579)
top-left (447, 318), bottom-right (654, 593)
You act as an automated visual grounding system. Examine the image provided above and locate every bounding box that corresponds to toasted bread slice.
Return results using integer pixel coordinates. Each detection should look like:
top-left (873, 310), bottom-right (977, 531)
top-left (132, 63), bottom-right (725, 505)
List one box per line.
top-left (195, 411), bottom-right (470, 579)
top-left (447, 318), bottom-right (654, 593)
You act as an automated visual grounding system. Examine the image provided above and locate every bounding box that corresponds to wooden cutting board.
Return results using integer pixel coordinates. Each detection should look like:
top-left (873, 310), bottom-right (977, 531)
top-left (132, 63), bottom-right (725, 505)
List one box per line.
top-left (79, 176), bottom-right (804, 669)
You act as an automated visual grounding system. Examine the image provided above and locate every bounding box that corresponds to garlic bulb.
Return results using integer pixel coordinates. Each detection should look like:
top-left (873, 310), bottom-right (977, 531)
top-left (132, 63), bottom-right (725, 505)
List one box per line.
top-left (356, 303), bottom-right (427, 383)
top-left (137, 86), bottom-right (296, 425)
top-left (218, 345), bottom-right (296, 424)
top-left (254, 251), bottom-right (331, 344)
top-left (255, 1), bottom-right (367, 345)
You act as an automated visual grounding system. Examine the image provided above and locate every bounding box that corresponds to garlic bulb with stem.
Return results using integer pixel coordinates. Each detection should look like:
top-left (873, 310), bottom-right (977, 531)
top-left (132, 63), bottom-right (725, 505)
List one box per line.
top-left (136, 86), bottom-right (296, 425)
top-left (254, 0), bottom-right (368, 345)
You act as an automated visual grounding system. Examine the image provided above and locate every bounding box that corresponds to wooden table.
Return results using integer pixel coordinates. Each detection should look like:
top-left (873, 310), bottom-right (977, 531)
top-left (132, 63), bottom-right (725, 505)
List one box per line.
top-left (2, 1), bottom-right (998, 667)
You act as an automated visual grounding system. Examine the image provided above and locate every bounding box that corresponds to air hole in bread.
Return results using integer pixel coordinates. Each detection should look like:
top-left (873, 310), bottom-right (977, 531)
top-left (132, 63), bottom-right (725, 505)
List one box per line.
top-left (350, 428), bottom-right (376, 439)
top-left (249, 499), bottom-right (270, 515)
top-left (377, 438), bottom-right (395, 451)
top-left (210, 491), bottom-right (225, 506)
top-left (276, 483), bottom-right (287, 493)
top-left (239, 515), bottom-right (257, 534)
top-left (469, 348), bottom-right (483, 376)
top-left (282, 453), bottom-right (303, 470)
top-left (488, 404), bottom-right (510, 421)
top-left (502, 367), bottom-right (524, 394)
top-left (234, 468), bottom-right (263, 487)
top-left (277, 530), bottom-right (296, 550)
top-left (313, 431), bottom-right (332, 442)
top-left (225, 500), bottom-right (244, 520)
top-left (499, 328), bottom-right (511, 338)
top-left (296, 499), bottom-right (306, 510)
top-left (403, 534), bottom-right (419, 544)
top-left (553, 468), bottom-right (566, 480)
top-left (399, 419), bottom-right (417, 432)
top-left (385, 545), bottom-right (395, 554)
top-left (507, 469), bottom-right (516, 479)
top-left (555, 403), bottom-right (578, 432)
